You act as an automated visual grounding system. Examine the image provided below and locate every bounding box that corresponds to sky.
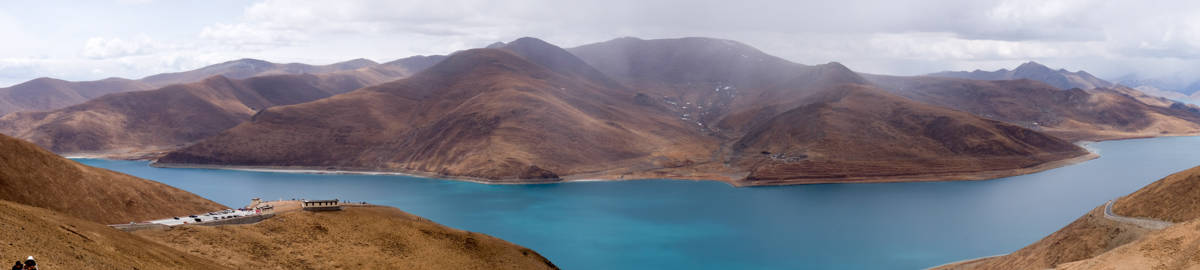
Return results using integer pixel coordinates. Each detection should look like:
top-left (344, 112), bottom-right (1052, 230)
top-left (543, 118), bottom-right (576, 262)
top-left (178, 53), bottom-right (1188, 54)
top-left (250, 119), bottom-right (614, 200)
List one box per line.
top-left (2, 0), bottom-right (1200, 87)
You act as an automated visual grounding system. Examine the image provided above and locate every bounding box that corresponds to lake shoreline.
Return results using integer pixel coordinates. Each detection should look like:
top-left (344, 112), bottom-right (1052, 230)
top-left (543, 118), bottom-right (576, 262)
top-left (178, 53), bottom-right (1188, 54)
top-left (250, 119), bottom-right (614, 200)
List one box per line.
top-left (81, 134), bottom-right (1197, 187)
top-left (146, 150), bottom-right (1100, 187)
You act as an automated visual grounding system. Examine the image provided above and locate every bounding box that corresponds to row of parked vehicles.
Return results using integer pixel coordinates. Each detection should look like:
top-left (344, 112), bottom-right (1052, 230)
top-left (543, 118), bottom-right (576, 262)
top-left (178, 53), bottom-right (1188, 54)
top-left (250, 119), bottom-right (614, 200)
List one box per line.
top-left (171, 209), bottom-right (245, 223)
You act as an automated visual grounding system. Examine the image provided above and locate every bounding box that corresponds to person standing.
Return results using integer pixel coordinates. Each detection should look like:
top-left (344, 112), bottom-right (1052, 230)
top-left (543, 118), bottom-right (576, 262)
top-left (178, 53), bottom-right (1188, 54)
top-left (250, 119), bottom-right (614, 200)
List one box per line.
top-left (21, 256), bottom-right (34, 270)
top-left (9, 260), bottom-right (20, 270)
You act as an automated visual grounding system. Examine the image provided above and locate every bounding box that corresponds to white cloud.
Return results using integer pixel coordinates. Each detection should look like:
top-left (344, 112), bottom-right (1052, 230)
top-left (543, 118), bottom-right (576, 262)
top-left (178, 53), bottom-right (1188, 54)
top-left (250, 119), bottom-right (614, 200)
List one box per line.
top-left (10, 0), bottom-right (1200, 87)
top-left (115, 0), bottom-right (154, 4)
top-left (199, 23), bottom-right (307, 48)
top-left (82, 35), bottom-right (170, 59)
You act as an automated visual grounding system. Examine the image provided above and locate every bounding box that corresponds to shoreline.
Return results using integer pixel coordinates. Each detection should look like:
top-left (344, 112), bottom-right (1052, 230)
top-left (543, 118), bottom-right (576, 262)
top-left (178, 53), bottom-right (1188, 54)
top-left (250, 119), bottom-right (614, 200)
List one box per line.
top-left (144, 150), bottom-right (1100, 187)
top-left (925, 254), bottom-right (1006, 269)
top-left (77, 134), bottom-right (1200, 187)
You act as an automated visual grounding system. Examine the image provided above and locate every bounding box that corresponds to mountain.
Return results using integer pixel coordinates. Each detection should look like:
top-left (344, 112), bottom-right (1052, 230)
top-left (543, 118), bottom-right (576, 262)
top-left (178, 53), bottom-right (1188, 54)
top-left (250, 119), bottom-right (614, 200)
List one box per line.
top-left (139, 58), bottom-right (378, 87)
top-left (942, 165), bottom-right (1200, 269)
top-left (0, 133), bottom-right (225, 224)
top-left (0, 56), bottom-right (443, 117)
top-left (1116, 73), bottom-right (1200, 96)
top-left (156, 37), bottom-right (1088, 185)
top-left (0, 67), bottom-right (415, 156)
top-left (865, 75), bottom-right (1200, 141)
top-left (158, 38), bottom-right (717, 181)
top-left (0, 77), bottom-right (153, 116)
top-left (929, 61), bottom-right (1114, 90)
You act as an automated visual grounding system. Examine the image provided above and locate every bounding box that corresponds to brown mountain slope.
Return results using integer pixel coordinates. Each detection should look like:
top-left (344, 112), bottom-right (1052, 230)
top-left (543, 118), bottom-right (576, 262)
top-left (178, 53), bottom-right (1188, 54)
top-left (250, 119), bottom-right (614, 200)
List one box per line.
top-left (158, 40), bottom-right (716, 181)
top-left (139, 58), bottom-right (379, 87)
top-left (866, 75), bottom-right (1200, 141)
top-left (0, 56), bottom-right (443, 117)
top-left (0, 133), bottom-right (224, 224)
top-left (158, 37), bottom-right (1088, 185)
top-left (0, 200), bottom-right (227, 269)
top-left (947, 165), bottom-right (1200, 269)
top-left (726, 84), bottom-right (1088, 185)
top-left (0, 77), bottom-right (153, 116)
top-left (1054, 217), bottom-right (1200, 269)
top-left (0, 71), bottom-right (400, 156)
top-left (135, 205), bottom-right (557, 269)
top-left (1113, 166), bottom-right (1200, 222)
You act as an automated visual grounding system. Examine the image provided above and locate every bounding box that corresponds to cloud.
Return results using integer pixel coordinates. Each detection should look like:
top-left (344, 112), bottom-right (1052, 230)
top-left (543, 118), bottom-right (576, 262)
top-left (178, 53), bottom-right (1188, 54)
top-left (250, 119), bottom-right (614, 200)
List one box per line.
top-left (199, 23), bottom-right (307, 48)
top-left (82, 35), bottom-right (170, 59)
top-left (10, 0), bottom-right (1200, 86)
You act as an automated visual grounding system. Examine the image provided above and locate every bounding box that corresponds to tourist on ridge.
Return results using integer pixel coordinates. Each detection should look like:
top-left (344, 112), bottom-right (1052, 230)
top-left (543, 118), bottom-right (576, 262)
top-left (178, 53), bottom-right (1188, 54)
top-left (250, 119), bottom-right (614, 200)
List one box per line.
top-left (22, 256), bottom-right (34, 270)
top-left (10, 261), bottom-right (20, 270)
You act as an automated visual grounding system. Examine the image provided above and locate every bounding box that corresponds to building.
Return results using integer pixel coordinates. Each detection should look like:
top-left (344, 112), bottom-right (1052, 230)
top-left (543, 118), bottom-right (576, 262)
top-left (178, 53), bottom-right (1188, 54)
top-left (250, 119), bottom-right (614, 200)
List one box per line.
top-left (302, 199), bottom-right (342, 211)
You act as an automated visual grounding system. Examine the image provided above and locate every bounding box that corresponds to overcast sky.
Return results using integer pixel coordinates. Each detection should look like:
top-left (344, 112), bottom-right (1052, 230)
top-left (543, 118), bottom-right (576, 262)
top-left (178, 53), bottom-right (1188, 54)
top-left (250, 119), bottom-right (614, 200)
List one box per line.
top-left (3, 0), bottom-right (1200, 87)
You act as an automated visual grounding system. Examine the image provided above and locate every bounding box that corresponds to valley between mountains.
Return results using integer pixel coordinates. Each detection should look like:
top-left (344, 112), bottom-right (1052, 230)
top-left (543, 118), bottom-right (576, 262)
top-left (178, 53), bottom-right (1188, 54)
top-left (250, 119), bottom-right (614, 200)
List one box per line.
top-left (4, 37), bottom-right (1199, 186)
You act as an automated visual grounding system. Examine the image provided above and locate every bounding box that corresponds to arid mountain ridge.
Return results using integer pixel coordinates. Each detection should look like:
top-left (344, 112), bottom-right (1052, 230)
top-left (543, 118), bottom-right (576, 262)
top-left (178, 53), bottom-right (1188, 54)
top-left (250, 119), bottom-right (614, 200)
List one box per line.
top-left (0, 55), bottom-right (445, 157)
top-left (153, 37), bottom-right (1117, 185)
top-left (0, 55), bottom-right (446, 116)
top-left (3, 36), bottom-right (1198, 185)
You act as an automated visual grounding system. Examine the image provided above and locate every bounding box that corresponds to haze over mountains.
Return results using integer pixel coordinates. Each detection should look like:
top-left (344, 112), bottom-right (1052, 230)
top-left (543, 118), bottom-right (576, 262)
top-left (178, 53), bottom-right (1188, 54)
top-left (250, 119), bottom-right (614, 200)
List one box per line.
top-left (866, 75), bottom-right (1200, 141)
top-left (929, 61), bottom-right (1115, 90)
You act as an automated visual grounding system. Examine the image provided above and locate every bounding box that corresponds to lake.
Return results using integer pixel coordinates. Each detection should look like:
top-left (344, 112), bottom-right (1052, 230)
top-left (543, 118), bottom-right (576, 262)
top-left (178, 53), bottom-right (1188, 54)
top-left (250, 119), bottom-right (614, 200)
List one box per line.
top-left (76, 136), bottom-right (1200, 269)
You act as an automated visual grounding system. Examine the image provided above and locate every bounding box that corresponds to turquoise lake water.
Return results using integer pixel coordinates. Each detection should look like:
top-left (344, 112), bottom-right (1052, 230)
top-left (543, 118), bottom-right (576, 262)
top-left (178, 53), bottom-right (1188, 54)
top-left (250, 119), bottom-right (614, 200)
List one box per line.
top-left (76, 136), bottom-right (1200, 269)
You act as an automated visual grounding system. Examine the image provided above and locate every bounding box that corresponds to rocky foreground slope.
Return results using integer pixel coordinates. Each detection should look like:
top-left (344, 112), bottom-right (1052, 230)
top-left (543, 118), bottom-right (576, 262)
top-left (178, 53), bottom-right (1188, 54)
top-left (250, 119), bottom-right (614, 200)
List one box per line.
top-left (157, 37), bottom-right (1090, 185)
top-left (0, 133), bottom-right (556, 269)
top-left (135, 205), bottom-right (557, 269)
top-left (939, 165), bottom-right (1200, 269)
top-left (0, 133), bottom-right (225, 224)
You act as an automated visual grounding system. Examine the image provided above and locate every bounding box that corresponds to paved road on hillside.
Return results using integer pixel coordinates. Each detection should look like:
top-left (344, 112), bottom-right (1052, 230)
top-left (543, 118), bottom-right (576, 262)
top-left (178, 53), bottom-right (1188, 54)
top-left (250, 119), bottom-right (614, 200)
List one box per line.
top-left (1103, 200), bottom-right (1173, 230)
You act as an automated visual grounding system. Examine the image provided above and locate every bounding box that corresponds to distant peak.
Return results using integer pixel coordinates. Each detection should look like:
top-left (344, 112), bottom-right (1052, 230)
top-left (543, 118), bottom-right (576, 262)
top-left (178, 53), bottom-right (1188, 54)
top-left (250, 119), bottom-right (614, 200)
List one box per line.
top-left (506, 37), bottom-right (554, 48)
top-left (485, 42), bottom-right (507, 49)
top-left (1015, 61), bottom-right (1050, 70)
top-left (15, 77), bottom-right (70, 87)
top-left (817, 61), bottom-right (852, 71)
top-left (231, 58), bottom-right (272, 64)
top-left (338, 58), bottom-right (378, 65)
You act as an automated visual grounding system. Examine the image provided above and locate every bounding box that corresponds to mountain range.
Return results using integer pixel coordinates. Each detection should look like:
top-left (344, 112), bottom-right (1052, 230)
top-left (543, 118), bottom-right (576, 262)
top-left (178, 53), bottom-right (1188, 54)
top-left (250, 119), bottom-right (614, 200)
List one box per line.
top-left (0, 55), bottom-right (443, 157)
top-left (0, 56), bottom-right (445, 116)
top-left (929, 61), bottom-right (1114, 90)
top-left (154, 37), bottom-right (1097, 185)
top-left (2, 36), bottom-right (1197, 186)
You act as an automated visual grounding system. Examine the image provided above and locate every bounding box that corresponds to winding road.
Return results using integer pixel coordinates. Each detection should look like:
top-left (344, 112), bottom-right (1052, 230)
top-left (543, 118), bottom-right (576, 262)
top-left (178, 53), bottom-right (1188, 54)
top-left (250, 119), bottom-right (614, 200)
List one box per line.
top-left (1103, 200), bottom-right (1174, 230)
